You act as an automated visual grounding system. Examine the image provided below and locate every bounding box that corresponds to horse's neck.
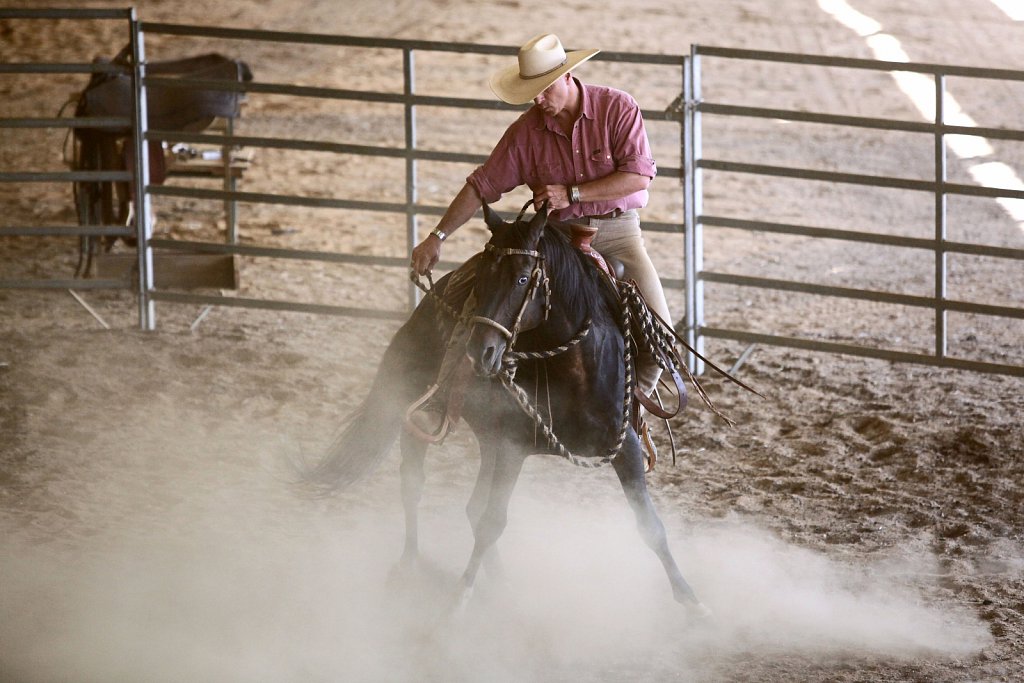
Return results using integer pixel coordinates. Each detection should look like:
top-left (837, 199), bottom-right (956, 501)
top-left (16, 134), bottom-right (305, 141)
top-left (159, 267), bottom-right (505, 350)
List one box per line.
top-left (545, 259), bottom-right (617, 347)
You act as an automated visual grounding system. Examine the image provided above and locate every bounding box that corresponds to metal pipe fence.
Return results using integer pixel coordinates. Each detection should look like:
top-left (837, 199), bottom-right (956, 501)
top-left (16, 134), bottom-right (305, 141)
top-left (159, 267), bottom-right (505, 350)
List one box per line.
top-left (6, 12), bottom-right (1022, 379)
top-left (685, 45), bottom-right (1024, 378)
top-left (135, 22), bottom-right (688, 325)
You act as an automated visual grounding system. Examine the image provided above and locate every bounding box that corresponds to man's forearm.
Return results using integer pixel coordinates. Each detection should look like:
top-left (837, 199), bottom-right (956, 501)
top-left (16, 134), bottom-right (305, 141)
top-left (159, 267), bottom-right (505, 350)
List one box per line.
top-left (576, 171), bottom-right (650, 203)
top-left (436, 183), bottom-right (483, 236)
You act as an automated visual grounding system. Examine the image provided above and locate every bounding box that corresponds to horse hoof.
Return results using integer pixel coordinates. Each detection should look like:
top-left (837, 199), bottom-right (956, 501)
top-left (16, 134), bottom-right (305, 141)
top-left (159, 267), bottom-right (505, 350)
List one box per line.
top-left (687, 601), bottom-right (714, 623)
top-left (386, 554), bottom-right (419, 587)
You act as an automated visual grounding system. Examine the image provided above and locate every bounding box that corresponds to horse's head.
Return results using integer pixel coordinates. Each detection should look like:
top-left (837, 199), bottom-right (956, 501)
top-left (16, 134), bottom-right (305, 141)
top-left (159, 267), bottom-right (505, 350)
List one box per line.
top-left (466, 201), bottom-right (550, 377)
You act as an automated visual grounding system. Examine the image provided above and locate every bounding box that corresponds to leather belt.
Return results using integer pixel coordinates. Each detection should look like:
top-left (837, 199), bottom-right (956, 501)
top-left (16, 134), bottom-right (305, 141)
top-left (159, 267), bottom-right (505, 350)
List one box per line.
top-left (552, 208), bottom-right (633, 229)
top-left (585, 208), bottom-right (625, 221)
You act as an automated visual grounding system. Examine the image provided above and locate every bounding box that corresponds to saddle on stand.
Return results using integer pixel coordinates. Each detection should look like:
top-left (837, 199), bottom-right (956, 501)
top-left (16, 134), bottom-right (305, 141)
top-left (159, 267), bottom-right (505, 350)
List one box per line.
top-left (67, 45), bottom-right (253, 276)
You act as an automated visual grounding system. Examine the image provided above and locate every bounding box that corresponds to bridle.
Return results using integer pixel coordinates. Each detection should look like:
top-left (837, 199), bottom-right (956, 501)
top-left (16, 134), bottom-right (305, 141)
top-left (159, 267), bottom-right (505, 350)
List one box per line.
top-left (466, 200), bottom-right (553, 348)
top-left (468, 239), bottom-right (552, 348)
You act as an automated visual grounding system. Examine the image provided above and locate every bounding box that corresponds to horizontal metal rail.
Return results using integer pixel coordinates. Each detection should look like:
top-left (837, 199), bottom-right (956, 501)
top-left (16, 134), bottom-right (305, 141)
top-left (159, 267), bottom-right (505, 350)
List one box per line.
top-left (0, 170), bottom-right (133, 183)
top-left (699, 159), bottom-right (1024, 201)
top-left (151, 238), bottom-right (418, 269)
top-left (148, 185), bottom-right (427, 212)
top-left (0, 8), bottom-right (132, 20)
top-left (1, 225), bottom-right (134, 238)
top-left (0, 62), bottom-right (126, 75)
top-left (151, 291), bottom-right (407, 320)
top-left (148, 239), bottom-right (689, 294)
top-left (147, 183), bottom-right (685, 236)
top-left (698, 102), bottom-right (1024, 143)
top-left (701, 271), bottom-right (1024, 320)
top-left (1, 116), bottom-right (132, 130)
top-left (0, 279), bottom-right (127, 290)
top-left (702, 327), bottom-right (1024, 378)
top-left (141, 22), bottom-right (686, 66)
top-left (149, 129), bottom-right (490, 163)
top-left (695, 45), bottom-right (1024, 82)
top-left (142, 75), bottom-right (675, 125)
top-left (146, 129), bottom-right (684, 180)
top-left (701, 215), bottom-right (1024, 260)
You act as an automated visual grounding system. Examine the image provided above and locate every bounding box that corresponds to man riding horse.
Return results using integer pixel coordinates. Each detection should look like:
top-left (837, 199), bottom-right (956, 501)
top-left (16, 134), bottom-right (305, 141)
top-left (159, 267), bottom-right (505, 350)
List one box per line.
top-left (407, 33), bottom-right (671, 469)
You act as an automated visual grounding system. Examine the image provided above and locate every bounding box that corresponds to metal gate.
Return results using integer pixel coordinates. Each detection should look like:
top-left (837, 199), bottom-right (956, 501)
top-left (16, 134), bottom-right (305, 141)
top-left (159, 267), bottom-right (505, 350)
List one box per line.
top-left (683, 46), bottom-right (1024, 378)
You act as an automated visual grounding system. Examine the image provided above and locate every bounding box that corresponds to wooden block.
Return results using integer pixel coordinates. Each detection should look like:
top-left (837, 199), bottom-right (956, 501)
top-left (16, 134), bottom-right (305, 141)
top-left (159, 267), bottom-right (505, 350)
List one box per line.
top-left (94, 252), bottom-right (239, 290)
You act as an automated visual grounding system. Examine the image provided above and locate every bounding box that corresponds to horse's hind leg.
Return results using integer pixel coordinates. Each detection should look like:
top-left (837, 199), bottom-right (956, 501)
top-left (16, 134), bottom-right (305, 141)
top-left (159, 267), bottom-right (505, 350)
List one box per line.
top-left (611, 438), bottom-right (711, 617)
top-left (397, 429), bottom-right (428, 569)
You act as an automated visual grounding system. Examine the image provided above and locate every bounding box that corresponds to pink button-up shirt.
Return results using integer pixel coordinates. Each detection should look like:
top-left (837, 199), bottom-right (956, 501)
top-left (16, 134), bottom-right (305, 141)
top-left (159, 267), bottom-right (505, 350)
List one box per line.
top-left (467, 79), bottom-right (657, 221)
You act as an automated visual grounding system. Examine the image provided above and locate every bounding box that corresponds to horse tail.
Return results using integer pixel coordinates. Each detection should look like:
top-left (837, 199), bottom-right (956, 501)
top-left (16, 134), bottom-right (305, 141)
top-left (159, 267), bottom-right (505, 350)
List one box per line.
top-left (299, 293), bottom-right (449, 494)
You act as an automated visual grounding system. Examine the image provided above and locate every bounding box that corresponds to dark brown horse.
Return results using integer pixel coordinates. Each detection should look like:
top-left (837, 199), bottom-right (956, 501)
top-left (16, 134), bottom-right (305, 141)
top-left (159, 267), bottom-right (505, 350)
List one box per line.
top-left (307, 202), bottom-right (711, 618)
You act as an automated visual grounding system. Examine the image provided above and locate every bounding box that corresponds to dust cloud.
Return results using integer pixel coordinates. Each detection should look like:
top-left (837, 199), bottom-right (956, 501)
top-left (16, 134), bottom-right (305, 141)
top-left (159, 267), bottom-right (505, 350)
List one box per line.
top-left (0, 423), bottom-right (990, 682)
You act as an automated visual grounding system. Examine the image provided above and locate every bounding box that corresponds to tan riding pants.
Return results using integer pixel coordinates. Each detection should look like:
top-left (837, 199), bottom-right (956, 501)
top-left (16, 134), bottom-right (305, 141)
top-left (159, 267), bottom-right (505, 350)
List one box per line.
top-left (554, 209), bottom-right (671, 396)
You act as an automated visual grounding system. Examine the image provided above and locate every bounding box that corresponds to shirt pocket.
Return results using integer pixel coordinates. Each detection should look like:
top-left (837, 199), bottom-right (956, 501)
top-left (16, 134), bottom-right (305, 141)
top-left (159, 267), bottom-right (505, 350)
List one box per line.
top-left (588, 148), bottom-right (616, 175)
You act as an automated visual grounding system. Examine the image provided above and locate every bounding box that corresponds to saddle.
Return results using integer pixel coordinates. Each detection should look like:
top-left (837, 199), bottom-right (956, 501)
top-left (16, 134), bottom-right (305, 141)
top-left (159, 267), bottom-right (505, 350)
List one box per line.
top-left (76, 46), bottom-right (253, 134)
top-left (70, 45), bottom-right (253, 275)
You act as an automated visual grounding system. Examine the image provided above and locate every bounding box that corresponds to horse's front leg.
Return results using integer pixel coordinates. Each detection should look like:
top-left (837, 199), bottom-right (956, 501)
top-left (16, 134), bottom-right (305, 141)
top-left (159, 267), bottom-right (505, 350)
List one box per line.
top-left (611, 434), bottom-right (712, 619)
top-left (457, 441), bottom-right (526, 603)
top-left (396, 429), bottom-right (428, 571)
top-left (466, 442), bottom-right (506, 580)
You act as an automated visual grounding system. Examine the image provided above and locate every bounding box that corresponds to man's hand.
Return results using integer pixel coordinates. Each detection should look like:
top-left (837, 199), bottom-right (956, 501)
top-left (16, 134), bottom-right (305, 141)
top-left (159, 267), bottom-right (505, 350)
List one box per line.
top-left (533, 184), bottom-right (571, 211)
top-left (411, 233), bottom-right (442, 276)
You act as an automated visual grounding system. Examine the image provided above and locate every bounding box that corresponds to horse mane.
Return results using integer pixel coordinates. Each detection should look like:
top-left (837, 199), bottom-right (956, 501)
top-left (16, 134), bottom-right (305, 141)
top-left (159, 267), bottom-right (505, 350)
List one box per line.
top-left (532, 223), bottom-right (622, 326)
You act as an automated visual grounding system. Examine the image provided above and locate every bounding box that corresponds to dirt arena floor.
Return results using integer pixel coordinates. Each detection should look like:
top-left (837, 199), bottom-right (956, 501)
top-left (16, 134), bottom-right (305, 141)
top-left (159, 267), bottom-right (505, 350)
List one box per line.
top-left (2, 1), bottom-right (1023, 681)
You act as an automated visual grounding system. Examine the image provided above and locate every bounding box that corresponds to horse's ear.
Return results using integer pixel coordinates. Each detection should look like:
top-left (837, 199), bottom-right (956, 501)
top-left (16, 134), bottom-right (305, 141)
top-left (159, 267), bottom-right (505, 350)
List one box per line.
top-left (481, 201), bottom-right (505, 233)
top-left (527, 200), bottom-right (548, 243)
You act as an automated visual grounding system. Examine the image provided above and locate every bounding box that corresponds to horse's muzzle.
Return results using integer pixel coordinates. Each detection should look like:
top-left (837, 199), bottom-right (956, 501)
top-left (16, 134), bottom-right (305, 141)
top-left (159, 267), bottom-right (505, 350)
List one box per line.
top-left (466, 325), bottom-right (507, 377)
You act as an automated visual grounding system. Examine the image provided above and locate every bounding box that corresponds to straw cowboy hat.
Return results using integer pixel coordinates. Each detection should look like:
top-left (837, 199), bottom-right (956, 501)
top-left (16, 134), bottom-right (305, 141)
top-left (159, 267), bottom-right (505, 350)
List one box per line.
top-left (489, 33), bottom-right (599, 105)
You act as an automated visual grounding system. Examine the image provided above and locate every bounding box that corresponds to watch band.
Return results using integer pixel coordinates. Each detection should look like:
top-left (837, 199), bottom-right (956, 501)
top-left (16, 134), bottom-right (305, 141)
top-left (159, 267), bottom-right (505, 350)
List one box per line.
top-left (430, 228), bottom-right (448, 241)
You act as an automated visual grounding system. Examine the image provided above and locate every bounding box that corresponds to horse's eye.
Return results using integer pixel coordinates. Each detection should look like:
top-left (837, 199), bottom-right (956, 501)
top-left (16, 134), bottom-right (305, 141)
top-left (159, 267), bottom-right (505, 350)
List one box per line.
top-left (516, 275), bottom-right (530, 286)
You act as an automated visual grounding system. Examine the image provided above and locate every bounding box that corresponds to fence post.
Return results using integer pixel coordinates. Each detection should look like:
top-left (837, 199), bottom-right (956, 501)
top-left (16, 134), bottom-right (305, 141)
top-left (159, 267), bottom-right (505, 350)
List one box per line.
top-left (934, 73), bottom-right (948, 359)
top-left (683, 47), bottom-right (705, 374)
top-left (403, 47), bottom-right (419, 310)
top-left (130, 10), bottom-right (155, 330)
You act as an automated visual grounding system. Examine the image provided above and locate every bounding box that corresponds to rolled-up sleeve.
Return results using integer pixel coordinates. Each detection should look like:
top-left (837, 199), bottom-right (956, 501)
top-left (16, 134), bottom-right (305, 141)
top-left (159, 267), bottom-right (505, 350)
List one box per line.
top-left (467, 124), bottom-right (524, 203)
top-left (611, 97), bottom-right (657, 179)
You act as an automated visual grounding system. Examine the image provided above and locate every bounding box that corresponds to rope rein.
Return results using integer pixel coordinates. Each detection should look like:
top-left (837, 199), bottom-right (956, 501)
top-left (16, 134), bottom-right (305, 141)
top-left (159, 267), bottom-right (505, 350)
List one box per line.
top-left (409, 225), bottom-right (737, 469)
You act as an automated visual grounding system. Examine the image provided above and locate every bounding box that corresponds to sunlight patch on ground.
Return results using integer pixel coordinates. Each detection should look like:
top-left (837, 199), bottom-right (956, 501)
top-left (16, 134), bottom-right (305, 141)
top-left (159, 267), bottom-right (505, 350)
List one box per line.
top-left (989, 0), bottom-right (1024, 22)
top-left (818, 0), bottom-right (1024, 233)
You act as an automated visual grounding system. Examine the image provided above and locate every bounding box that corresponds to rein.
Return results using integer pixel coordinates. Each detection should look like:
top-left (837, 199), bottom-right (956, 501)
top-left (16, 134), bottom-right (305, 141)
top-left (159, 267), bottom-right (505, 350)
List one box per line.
top-left (408, 201), bottom-right (758, 470)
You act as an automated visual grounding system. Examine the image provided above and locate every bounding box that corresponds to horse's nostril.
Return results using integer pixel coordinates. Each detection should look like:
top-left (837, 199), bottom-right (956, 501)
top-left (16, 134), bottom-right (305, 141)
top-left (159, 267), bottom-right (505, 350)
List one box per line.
top-left (482, 345), bottom-right (497, 367)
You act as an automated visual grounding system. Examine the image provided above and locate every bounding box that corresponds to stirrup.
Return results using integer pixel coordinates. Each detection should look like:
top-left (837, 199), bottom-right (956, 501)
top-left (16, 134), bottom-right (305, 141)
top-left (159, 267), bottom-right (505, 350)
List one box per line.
top-left (404, 384), bottom-right (451, 444)
top-left (638, 417), bottom-right (657, 473)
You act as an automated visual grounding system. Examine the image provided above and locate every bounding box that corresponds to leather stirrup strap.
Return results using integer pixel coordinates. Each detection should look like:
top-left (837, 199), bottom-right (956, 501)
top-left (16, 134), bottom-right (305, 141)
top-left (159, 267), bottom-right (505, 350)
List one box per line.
top-left (403, 384), bottom-right (450, 444)
top-left (634, 365), bottom-right (688, 420)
